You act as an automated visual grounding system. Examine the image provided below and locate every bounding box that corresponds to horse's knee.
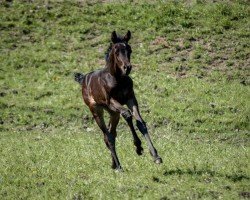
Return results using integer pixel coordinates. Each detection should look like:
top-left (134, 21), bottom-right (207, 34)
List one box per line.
top-left (121, 110), bottom-right (132, 122)
top-left (136, 120), bottom-right (147, 134)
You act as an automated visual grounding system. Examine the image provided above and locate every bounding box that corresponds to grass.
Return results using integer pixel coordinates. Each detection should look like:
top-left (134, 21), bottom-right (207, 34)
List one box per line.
top-left (0, 0), bottom-right (249, 199)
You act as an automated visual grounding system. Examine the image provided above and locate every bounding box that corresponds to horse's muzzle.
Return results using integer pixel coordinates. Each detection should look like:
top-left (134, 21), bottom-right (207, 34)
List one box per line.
top-left (124, 65), bottom-right (132, 75)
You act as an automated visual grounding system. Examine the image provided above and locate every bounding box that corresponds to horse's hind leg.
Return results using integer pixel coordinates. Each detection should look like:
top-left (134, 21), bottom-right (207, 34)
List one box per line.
top-left (90, 106), bottom-right (122, 171)
top-left (108, 112), bottom-right (120, 169)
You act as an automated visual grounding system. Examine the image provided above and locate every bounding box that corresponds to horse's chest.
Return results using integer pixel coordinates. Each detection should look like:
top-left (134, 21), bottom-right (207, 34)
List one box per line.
top-left (117, 87), bottom-right (130, 97)
top-left (111, 85), bottom-right (132, 104)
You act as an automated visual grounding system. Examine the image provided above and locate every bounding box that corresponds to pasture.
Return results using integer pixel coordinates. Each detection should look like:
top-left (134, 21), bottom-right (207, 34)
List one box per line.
top-left (0, 0), bottom-right (249, 199)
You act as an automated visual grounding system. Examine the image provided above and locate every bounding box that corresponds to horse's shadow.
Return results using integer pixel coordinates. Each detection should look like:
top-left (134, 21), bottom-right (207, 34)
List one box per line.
top-left (162, 168), bottom-right (249, 182)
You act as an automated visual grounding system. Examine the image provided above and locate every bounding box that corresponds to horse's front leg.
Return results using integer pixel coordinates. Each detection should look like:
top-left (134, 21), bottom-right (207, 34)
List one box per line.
top-left (109, 98), bottom-right (143, 155)
top-left (127, 98), bottom-right (162, 164)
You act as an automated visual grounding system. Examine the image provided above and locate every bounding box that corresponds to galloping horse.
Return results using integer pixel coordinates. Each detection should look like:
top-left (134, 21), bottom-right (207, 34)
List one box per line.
top-left (74, 31), bottom-right (162, 171)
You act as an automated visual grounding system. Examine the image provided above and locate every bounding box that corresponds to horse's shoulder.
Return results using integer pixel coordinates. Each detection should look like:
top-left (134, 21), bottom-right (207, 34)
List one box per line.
top-left (118, 76), bottom-right (133, 88)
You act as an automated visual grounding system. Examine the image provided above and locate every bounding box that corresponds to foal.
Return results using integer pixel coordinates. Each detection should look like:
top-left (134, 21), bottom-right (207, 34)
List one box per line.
top-left (74, 31), bottom-right (162, 171)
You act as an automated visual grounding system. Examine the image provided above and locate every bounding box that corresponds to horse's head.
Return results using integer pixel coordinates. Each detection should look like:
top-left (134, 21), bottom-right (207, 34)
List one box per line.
top-left (112, 42), bottom-right (132, 76)
top-left (105, 31), bottom-right (132, 69)
top-left (108, 31), bottom-right (132, 76)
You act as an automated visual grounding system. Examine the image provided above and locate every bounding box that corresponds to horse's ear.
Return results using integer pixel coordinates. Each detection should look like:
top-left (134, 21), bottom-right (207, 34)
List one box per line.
top-left (124, 30), bottom-right (131, 42)
top-left (111, 31), bottom-right (118, 43)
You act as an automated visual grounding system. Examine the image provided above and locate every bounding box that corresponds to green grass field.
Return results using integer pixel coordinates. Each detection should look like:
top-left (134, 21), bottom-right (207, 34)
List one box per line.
top-left (0, 0), bottom-right (249, 199)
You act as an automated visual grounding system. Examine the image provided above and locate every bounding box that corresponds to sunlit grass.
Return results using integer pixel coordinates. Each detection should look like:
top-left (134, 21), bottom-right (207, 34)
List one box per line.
top-left (0, 0), bottom-right (249, 199)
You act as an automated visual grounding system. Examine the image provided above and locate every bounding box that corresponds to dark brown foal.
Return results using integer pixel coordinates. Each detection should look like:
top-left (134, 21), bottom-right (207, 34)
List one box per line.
top-left (74, 31), bottom-right (162, 171)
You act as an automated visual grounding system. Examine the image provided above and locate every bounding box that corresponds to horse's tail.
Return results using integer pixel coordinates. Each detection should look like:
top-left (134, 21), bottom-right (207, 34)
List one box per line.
top-left (74, 72), bottom-right (84, 85)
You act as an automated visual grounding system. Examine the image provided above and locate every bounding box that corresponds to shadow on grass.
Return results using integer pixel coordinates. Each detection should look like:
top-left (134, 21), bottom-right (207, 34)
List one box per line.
top-left (163, 168), bottom-right (249, 182)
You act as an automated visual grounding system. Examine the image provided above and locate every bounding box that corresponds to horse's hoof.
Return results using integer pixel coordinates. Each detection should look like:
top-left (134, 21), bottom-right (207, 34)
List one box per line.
top-left (115, 166), bottom-right (124, 172)
top-left (154, 157), bottom-right (163, 164)
top-left (136, 147), bottom-right (144, 155)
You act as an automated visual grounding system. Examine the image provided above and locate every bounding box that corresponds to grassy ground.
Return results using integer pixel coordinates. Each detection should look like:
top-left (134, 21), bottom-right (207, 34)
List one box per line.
top-left (0, 0), bottom-right (249, 199)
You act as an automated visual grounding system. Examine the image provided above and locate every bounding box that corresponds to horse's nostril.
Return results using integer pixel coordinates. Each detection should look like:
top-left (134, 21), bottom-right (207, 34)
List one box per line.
top-left (125, 65), bottom-right (131, 69)
top-left (124, 65), bottom-right (132, 75)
